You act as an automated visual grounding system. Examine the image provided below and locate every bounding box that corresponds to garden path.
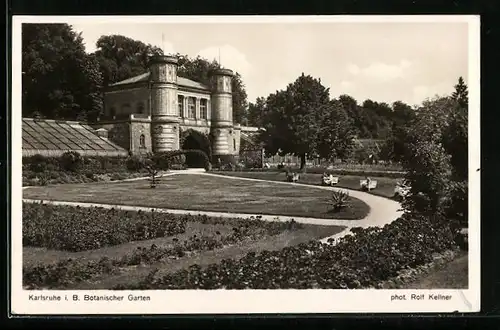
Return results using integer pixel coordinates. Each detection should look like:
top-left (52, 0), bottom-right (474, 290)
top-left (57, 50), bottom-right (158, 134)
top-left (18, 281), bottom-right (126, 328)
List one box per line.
top-left (22, 170), bottom-right (403, 245)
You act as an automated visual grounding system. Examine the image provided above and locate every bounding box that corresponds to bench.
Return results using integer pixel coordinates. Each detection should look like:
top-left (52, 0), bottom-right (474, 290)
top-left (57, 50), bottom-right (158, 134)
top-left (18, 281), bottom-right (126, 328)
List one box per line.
top-left (286, 172), bottom-right (300, 182)
top-left (322, 175), bottom-right (339, 186)
top-left (360, 179), bottom-right (377, 190)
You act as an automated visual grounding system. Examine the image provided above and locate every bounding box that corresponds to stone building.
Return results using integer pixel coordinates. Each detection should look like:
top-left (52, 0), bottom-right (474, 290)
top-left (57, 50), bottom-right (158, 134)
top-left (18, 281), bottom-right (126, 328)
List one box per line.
top-left (95, 55), bottom-right (245, 161)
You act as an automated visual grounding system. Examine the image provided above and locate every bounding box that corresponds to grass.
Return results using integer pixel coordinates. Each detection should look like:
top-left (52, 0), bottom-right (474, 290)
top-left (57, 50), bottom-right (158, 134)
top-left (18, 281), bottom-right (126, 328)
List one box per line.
top-left (23, 173), bottom-right (370, 220)
top-left (405, 252), bottom-right (468, 289)
top-left (24, 219), bottom-right (346, 289)
top-left (213, 171), bottom-right (401, 199)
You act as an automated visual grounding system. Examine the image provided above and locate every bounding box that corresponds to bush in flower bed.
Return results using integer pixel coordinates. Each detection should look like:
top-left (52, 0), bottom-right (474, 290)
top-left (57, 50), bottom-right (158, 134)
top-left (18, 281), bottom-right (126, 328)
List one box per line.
top-left (22, 152), bottom-right (156, 187)
top-left (23, 202), bottom-right (188, 252)
top-left (113, 215), bottom-right (458, 290)
top-left (23, 219), bottom-right (304, 288)
top-left (24, 257), bottom-right (117, 289)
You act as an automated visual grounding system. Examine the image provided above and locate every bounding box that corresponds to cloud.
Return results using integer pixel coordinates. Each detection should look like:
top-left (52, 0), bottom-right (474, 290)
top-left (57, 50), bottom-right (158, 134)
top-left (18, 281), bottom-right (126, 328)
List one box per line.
top-left (340, 80), bottom-right (356, 90)
top-left (197, 44), bottom-right (252, 78)
top-left (412, 82), bottom-right (454, 105)
top-left (347, 64), bottom-right (360, 75)
top-left (347, 59), bottom-right (414, 82)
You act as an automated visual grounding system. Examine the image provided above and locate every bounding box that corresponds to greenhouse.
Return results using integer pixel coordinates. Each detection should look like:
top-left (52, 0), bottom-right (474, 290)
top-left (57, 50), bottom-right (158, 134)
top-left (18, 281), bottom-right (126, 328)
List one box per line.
top-left (22, 118), bottom-right (128, 157)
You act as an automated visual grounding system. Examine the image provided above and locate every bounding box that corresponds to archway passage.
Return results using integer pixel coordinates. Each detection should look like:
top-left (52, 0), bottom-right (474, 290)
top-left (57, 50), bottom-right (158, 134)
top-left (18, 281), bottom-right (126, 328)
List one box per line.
top-left (180, 129), bottom-right (212, 168)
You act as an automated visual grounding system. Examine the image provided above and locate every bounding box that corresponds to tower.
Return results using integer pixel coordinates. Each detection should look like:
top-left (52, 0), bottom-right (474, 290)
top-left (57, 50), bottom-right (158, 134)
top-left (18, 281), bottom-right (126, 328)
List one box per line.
top-left (149, 55), bottom-right (180, 152)
top-left (210, 68), bottom-right (234, 159)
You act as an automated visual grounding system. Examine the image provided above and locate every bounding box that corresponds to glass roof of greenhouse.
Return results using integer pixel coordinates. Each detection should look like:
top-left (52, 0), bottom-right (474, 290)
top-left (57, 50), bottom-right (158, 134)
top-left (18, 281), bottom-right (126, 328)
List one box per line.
top-left (22, 118), bottom-right (128, 155)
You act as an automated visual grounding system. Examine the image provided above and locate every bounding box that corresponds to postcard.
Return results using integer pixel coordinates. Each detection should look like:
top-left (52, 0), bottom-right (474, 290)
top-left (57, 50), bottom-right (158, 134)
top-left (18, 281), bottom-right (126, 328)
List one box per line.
top-left (10, 15), bottom-right (480, 315)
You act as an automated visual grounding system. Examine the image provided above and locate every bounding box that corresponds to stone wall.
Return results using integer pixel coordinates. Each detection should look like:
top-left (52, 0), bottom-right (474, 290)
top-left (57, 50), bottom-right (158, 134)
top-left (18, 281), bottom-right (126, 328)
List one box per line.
top-left (105, 86), bottom-right (150, 118)
top-left (130, 120), bottom-right (153, 155)
top-left (91, 121), bottom-right (131, 151)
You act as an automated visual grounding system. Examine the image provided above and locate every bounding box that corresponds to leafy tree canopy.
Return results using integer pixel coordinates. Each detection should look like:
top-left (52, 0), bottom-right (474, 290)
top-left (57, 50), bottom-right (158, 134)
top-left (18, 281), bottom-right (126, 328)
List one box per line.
top-left (259, 73), bottom-right (354, 169)
top-left (22, 23), bottom-right (103, 121)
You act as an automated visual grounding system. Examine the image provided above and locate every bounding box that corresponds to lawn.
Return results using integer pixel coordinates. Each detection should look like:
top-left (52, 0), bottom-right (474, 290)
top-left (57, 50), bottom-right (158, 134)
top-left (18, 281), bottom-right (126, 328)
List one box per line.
top-left (23, 203), bottom-right (346, 289)
top-left (213, 171), bottom-right (401, 199)
top-left (23, 173), bottom-right (370, 220)
top-left (405, 252), bottom-right (468, 289)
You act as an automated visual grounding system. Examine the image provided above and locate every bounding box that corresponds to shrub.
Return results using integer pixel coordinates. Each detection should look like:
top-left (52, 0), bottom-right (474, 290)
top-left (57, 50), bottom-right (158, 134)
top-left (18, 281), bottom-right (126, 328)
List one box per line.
top-left (182, 149), bottom-right (211, 170)
top-left (330, 190), bottom-right (350, 211)
top-left (59, 151), bottom-right (83, 172)
top-left (149, 151), bottom-right (188, 170)
top-left (24, 155), bottom-right (59, 173)
top-left (22, 202), bottom-right (188, 252)
top-left (113, 215), bottom-right (458, 290)
top-left (442, 180), bottom-right (468, 228)
top-left (126, 155), bottom-right (147, 171)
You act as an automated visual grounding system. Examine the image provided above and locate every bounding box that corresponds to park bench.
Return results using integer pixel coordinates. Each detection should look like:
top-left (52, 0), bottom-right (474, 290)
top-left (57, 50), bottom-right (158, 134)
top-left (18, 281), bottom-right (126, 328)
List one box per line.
top-left (360, 179), bottom-right (377, 191)
top-left (321, 174), bottom-right (339, 186)
top-left (394, 181), bottom-right (410, 199)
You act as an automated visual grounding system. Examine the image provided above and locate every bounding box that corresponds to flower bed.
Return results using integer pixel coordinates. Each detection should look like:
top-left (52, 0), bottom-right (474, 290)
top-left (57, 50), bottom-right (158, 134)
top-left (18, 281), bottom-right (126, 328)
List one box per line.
top-left (23, 208), bottom-right (303, 289)
top-left (23, 202), bottom-right (188, 252)
top-left (113, 215), bottom-right (459, 290)
top-left (22, 202), bottom-right (310, 288)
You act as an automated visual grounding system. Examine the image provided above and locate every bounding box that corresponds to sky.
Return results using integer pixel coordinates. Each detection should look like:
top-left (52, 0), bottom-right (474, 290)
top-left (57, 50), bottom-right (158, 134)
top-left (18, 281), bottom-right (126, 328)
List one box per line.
top-left (70, 19), bottom-right (470, 106)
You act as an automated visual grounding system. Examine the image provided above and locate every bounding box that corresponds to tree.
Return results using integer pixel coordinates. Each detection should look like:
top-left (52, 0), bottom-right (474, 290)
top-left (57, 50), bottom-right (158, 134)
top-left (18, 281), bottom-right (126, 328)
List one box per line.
top-left (338, 95), bottom-right (363, 137)
top-left (384, 101), bottom-right (415, 162)
top-left (442, 78), bottom-right (468, 224)
top-left (94, 35), bottom-right (163, 87)
top-left (231, 72), bottom-right (249, 124)
top-left (22, 23), bottom-right (103, 120)
top-left (259, 73), bottom-right (333, 170)
top-left (247, 97), bottom-right (266, 127)
top-left (400, 88), bottom-right (468, 227)
top-left (452, 76), bottom-right (468, 109)
top-left (316, 99), bottom-right (356, 162)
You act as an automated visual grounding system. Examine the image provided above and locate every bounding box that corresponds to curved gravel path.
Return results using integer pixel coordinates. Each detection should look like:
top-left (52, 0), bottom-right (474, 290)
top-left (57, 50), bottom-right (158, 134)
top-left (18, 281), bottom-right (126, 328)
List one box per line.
top-left (22, 170), bottom-right (403, 245)
top-left (194, 172), bottom-right (404, 243)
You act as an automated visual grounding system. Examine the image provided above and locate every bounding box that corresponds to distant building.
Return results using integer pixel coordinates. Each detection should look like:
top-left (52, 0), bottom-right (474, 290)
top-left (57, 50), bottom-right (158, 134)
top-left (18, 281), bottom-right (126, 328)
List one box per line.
top-left (21, 55), bottom-right (260, 161)
top-left (93, 55), bottom-right (252, 160)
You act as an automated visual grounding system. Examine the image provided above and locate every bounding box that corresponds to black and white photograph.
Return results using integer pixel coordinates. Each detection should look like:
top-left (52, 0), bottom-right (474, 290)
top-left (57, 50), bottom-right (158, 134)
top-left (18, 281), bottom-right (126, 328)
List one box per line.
top-left (11, 15), bottom-right (480, 314)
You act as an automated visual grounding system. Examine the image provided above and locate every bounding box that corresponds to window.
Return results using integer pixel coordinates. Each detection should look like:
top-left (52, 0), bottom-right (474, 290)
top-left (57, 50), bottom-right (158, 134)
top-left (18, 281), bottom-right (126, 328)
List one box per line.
top-left (109, 107), bottom-right (116, 118)
top-left (187, 97), bottom-right (196, 118)
top-left (137, 102), bottom-right (145, 114)
top-left (140, 134), bottom-right (146, 148)
top-left (178, 95), bottom-right (184, 117)
top-left (200, 99), bottom-right (208, 119)
top-left (234, 138), bottom-right (237, 151)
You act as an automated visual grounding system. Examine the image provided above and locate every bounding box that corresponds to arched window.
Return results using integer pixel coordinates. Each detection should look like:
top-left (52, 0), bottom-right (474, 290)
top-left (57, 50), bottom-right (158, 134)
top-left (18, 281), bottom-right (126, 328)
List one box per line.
top-left (137, 102), bottom-right (145, 114)
top-left (140, 134), bottom-right (146, 148)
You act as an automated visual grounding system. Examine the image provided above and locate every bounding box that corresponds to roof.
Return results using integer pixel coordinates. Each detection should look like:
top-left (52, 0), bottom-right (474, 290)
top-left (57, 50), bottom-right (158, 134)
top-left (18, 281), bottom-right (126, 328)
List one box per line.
top-left (22, 118), bottom-right (129, 157)
top-left (109, 72), bottom-right (210, 91)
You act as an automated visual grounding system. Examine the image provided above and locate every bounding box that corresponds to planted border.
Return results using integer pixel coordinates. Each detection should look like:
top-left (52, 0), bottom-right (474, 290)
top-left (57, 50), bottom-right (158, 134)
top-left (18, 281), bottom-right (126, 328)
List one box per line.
top-left (113, 215), bottom-right (460, 290)
top-left (23, 212), bottom-right (305, 288)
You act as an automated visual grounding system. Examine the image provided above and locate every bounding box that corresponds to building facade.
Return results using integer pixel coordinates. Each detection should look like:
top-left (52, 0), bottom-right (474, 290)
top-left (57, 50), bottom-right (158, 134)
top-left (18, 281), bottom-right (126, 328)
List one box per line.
top-left (95, 55), bottom-right (245, 159)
